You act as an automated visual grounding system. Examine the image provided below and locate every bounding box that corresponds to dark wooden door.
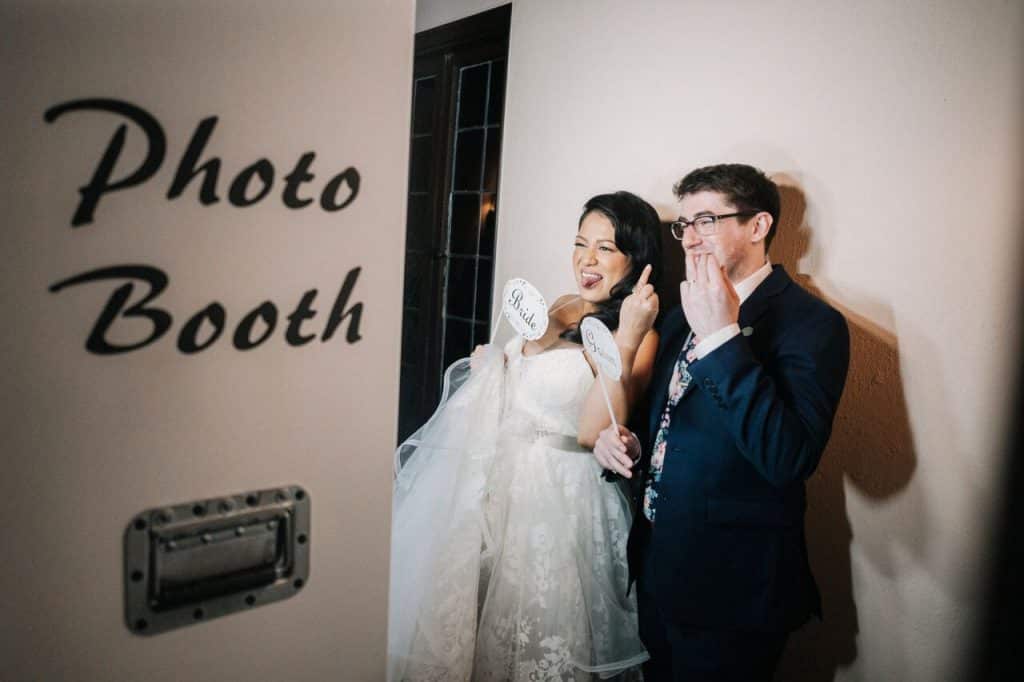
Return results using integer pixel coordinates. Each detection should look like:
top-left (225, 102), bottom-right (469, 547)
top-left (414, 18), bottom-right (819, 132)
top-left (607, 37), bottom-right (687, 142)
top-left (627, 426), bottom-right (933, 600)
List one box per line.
top-left (398, 5), bottom-right (511, 443)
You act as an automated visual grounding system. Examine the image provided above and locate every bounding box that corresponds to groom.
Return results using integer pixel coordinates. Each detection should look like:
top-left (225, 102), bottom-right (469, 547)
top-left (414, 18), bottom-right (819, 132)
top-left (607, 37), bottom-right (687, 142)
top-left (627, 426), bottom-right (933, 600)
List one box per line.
top-left (594, 164), bottom-right (850, 681)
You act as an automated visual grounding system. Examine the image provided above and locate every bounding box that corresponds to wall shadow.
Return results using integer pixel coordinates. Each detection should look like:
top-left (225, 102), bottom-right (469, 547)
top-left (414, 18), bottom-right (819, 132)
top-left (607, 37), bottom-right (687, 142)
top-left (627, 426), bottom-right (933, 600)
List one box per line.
top-left (769, 179), bottom-right (919, 681)
top-left (655, 220), bottom-right (684, 318)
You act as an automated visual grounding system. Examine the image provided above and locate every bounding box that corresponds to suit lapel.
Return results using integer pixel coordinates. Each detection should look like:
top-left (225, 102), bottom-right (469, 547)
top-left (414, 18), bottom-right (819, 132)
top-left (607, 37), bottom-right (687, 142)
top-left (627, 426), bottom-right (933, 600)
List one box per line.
top-left (738, 264), bottom-right (791, 331)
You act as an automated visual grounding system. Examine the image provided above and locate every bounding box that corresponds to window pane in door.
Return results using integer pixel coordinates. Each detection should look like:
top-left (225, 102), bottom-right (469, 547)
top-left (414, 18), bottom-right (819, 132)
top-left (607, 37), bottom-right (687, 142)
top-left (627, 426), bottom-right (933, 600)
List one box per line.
top-left (472, 321), bottom-right (489, 348)
top-left (474, 258), bottom-right (493, 321)
top-left (452, 129), bottom-right (484, 190)
top-left (443, 317), bottom-right (473, 370)
top-left (457, 63), bottom-right (489, 129)
top-left (479, 193), bottom-right (497, 256)
top-left (449, 193), bottom-right (480, 256)
top-left (486, 59), bottom-right (505, 126)
top-left (483, 130), bottom-right (501, 192)
top-left (445, 257), bottom-right (477, 320)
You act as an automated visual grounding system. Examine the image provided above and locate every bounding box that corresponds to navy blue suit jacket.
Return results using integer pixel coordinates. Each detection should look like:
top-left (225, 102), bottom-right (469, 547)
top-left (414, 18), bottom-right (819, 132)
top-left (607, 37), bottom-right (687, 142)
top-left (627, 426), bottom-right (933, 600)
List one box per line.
top-left (628, 265), bottom-right (850, 633)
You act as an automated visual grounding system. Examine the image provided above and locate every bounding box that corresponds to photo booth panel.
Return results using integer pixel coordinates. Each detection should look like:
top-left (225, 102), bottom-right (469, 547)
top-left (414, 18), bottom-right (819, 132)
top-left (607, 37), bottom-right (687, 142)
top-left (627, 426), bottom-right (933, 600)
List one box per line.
top-left (0, 2), bottom-right (413, 680)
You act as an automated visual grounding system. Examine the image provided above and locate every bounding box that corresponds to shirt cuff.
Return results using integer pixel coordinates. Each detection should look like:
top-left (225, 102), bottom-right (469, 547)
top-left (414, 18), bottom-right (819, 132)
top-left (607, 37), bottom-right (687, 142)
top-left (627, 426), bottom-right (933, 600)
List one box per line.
top-left (693, 323), bottom-right (741, 359)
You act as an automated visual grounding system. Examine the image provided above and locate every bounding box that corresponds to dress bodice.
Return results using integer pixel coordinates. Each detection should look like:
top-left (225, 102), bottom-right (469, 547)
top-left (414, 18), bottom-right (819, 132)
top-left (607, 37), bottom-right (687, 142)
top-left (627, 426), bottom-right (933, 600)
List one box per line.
top-left (503, 337), bottom-right (595, 438)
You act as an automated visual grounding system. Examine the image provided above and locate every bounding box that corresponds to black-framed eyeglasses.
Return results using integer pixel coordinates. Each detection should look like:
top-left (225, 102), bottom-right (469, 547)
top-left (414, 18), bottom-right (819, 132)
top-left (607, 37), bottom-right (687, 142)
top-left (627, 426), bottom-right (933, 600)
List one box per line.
top-left (669, 211), bottom-right (759, 239)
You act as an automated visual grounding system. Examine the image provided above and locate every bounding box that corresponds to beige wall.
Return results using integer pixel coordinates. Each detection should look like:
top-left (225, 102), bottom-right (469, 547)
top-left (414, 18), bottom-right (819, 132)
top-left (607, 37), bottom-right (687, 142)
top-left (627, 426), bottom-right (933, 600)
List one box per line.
top-left (0, 1), bottom-right (412, 680)
top-left (416, 0), bottom-right (509, 31)
top-left (492, 1), bottom-right (1023, 680)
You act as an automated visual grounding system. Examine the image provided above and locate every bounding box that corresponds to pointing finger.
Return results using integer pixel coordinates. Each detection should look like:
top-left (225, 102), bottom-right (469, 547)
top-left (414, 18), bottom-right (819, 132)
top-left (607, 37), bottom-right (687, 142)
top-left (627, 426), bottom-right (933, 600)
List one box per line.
top-left (636, 263), bottom-right (653, 289)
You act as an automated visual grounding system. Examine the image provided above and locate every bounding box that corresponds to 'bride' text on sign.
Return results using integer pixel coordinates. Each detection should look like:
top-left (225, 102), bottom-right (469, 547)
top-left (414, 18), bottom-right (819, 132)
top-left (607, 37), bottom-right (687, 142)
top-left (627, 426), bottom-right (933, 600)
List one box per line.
top-left (501, 278), bottom-right (548, 341)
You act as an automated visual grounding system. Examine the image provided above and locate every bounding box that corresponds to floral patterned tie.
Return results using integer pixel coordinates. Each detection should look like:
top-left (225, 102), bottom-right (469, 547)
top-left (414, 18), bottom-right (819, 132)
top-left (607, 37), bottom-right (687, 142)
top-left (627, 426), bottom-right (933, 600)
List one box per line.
top-left (642, 332), bottom-right (698, 522)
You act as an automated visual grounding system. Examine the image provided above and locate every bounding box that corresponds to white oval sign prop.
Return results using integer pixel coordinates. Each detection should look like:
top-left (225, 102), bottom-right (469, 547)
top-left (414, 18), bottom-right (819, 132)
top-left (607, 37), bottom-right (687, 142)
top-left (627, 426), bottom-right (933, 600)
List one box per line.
top-left (581, 316), bottom-right (622, 381)
top-left (501, 278), bottom-right (549, 340)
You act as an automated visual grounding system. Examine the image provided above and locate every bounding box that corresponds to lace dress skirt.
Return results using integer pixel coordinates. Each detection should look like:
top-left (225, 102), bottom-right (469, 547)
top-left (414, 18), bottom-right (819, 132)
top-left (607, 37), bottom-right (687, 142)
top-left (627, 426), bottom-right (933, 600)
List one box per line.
top-left (388, 341), bottom-right (646, 681)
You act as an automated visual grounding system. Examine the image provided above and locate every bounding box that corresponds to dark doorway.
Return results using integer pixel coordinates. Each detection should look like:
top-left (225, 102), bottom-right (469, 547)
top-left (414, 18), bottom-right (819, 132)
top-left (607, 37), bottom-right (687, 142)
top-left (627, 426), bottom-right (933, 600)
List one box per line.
top-left (397, 5), bottom-right (511, 443)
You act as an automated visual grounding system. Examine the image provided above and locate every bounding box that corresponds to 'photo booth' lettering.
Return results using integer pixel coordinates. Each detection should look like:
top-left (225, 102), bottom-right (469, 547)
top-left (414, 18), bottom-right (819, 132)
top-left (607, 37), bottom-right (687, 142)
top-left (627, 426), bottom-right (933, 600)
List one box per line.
top-left (43, 98), bottom-right (365, 356)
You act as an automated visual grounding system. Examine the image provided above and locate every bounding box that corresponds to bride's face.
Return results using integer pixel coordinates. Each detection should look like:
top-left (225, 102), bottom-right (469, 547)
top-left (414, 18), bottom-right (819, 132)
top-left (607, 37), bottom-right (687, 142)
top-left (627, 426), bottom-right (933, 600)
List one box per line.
top-left (573, 211), bottom-right (631, 305)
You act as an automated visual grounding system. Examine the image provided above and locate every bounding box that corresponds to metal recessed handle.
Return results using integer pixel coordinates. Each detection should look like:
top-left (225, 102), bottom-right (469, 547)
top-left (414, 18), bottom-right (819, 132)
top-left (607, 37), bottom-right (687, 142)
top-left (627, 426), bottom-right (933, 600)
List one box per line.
top-left (124, 485), bottom-right (311, 636)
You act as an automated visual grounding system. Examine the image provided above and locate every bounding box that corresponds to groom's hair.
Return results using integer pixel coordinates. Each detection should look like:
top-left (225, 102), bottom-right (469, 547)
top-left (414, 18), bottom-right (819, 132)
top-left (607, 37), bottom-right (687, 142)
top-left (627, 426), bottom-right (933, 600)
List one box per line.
top-left (673, 164), bottom-right (781, 251)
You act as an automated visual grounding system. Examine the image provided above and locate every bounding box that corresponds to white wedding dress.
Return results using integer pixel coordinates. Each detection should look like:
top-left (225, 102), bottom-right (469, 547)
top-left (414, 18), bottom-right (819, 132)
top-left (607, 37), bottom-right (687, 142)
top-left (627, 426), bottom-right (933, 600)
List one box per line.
top-left (388, 338), bottom-right (647, 681)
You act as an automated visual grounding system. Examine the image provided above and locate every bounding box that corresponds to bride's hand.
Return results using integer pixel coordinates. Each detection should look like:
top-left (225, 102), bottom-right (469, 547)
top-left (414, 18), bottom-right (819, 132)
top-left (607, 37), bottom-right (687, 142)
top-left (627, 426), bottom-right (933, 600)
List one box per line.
top-left (470, 344), bottom-right (487, 371)
top-left (618, 264), bottom-right (659, 349)
top-left (470, 344), bottom-right (506, 371)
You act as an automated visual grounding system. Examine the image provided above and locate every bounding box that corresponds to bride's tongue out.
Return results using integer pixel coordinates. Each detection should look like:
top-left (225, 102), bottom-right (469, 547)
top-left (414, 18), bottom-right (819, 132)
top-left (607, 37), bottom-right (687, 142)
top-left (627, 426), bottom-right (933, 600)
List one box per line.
top-left (580, 271), bottom-right (603, 289)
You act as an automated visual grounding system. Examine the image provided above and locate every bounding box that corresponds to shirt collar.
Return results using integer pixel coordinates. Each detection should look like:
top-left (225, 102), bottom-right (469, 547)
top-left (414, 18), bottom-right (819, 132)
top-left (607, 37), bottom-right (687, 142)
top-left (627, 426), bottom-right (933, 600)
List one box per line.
top-left (734, 260), bottom-right (772, 304)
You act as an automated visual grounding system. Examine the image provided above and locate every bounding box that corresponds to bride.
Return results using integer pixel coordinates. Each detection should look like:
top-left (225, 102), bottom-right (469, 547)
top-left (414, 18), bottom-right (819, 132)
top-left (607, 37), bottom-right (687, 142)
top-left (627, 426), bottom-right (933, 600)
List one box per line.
top-left (389, 191), bottom-right (662, 681)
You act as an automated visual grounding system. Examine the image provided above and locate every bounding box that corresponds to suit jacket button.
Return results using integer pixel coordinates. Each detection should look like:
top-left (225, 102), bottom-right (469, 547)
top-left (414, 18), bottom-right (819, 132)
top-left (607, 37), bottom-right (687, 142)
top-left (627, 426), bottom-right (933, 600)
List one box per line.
top-left (703, 378), bottom-right (714, 388)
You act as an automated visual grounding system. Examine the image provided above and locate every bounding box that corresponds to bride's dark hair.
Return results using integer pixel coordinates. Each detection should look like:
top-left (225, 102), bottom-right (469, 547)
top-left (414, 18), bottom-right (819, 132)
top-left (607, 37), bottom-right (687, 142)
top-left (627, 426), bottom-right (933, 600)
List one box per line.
top-left (561, 191), bottom-right (662, 344)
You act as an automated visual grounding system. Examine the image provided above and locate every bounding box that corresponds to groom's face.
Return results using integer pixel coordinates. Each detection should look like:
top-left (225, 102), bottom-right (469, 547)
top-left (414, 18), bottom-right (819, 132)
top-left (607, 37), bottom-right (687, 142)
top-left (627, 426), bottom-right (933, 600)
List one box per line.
top-left (677, 190), bottom-right (760, 283)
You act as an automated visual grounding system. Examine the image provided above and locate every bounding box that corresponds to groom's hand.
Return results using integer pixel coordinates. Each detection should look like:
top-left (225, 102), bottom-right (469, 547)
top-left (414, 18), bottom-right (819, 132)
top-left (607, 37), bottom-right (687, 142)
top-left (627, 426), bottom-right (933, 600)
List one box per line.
top-left (594, 424), bottom-right (641, 478)
top-left (680, 252), bottom-right (739, 339)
